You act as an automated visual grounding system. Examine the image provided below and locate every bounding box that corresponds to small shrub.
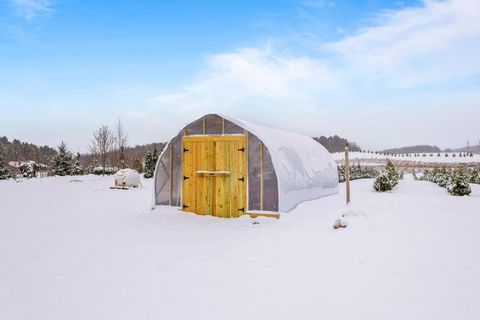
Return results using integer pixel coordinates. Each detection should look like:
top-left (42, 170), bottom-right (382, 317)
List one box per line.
top-left (373, 171), bottom-right (397, 192)
top-left (373, 160), bottom-right (399, 192)
top-left (447, 170), bottom-right (471, 196)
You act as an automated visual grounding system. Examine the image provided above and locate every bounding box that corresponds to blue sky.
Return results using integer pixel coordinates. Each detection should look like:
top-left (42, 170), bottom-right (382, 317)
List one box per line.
top-left (0, 0), bottom-right (479, 152)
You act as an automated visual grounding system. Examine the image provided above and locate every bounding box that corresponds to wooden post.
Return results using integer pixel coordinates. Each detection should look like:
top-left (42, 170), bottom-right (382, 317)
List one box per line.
top-left (202, 118), bottom-right (206, 134)
top-left (222, 118), bottom-right (225, 135)
top-left (345, 145), bottom-right (350, 205)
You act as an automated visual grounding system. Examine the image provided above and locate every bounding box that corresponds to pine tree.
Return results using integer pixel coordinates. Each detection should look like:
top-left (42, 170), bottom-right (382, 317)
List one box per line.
top-left (0, 154), bottom-right (13, 180)
top-left (73, 152), bottom-right (84, 175)
top-left (51, 141), bottom-right (73, 176)
top-left (143, 147), bottom-right (159, 178)
top-left (373, 160), bottom-right (399, 192)
top-left (447, 169), bottom-right (471, 196)
top-left (143, 151), bottom-right (152, 178)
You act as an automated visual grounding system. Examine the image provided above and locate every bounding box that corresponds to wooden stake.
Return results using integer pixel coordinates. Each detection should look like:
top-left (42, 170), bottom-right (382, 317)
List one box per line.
top-left (345, 146), bottom-right (350, 205)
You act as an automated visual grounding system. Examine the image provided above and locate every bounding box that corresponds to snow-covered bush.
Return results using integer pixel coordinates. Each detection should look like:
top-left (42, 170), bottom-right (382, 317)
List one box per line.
top-left (447, 169), bottom-right (471, 196)
top-left (466, 167), bottom-right (480, 184)
top-left (337, 164), bottom-right (379, 182)
top-left (421, 168), bottom-right (451, 187)
top-left (373, 171), bottom-right (397, 192)
top-left (0, 167), bottom-right (12, 180)
top-left (19, 163), bottom-right (36, 178)
top-left (373, 160), bottom-right (399, 192)
top-left (73, 152), bottom-right (84, 175)
top-left (0, 155), bottom-right (13, 180)
top-left (422, 167), bottom-right (472, 196)
top-left (92, 166), bottom-right (116, 175)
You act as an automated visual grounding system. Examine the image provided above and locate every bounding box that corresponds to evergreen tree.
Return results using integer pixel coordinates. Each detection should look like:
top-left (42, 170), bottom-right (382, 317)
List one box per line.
top-left (373, 160), bottom-right (399, 192)
top-left (51, 141), bottom-right (73, 176)
top-left (143, 151), bottom-right (152, 178)
top-left (143, 147), bottom-right (159, 178)
top-left (447, 169), bottom-right (471, 196)
top-left (0, 154), bottom-right (13, 180)
top-left (73, 152), bottom-right (84, 175)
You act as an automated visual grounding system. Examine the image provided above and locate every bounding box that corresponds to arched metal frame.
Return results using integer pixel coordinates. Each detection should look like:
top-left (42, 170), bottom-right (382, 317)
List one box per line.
top-left (154, 114), bottom-right (279, 212)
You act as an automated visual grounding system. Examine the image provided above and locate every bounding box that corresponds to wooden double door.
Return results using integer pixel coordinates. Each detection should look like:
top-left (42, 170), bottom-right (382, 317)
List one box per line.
top-left (181, 135), bottom-right (247, 218)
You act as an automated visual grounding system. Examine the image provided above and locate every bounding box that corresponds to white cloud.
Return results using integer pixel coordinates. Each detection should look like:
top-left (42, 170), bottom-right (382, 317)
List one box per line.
top-left (328, 0), bottom-right (480, 85)
top-left (155, 46), bottom-right (340, 118)
top-left (152, 0), bottom-right (480, 146)
top-left (8, 0), bottom-right (51, 21)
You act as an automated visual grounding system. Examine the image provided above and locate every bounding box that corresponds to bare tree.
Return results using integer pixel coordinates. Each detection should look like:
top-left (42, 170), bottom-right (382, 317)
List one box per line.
top-left (90, 125), bottom-right (115, 175)
top-left (115, 117), bottom-right (128, 169)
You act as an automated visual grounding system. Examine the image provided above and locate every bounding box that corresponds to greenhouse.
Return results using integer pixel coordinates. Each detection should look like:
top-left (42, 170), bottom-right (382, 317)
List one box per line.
top-left (153, 114), bottom-right (338, 218)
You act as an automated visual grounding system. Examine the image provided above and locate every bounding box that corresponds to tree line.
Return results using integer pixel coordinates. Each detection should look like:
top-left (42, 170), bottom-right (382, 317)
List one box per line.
top-left (0, 118), bottom-right (165, 179)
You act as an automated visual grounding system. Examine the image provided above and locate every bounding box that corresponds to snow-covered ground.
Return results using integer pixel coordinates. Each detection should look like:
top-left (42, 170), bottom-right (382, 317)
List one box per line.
top-left (1, 175), bottom-right (480, 320)
top-left (333, 151), bottom-right (480, 164)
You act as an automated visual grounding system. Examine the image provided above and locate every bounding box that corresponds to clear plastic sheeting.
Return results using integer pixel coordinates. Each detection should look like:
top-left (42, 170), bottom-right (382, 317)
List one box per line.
top-left (222, 114), bottom-right (338, 212)
top-left (205, 114), bottom-right (223, 134)
top-left (185, 118), bottom-right (203, 135)
top-left (170, 134), bottom-right (182, 207)
top-left (154, 142), bottom-right (171, 205)
top-left (224, 119), bottom-right (244, 135)
top-left (247, 133), bottom-right (261, 211)
top-left (262, 146), bottom-right (279, 212)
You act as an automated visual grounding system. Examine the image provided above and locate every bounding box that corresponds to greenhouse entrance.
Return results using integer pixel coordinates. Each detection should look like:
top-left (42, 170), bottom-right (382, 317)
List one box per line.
top-left (181, 135), bottom-right (247, 218)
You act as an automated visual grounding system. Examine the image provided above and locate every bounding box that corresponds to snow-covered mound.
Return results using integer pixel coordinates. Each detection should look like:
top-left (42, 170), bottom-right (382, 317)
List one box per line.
top-left (114, 169), bottom-right (141, 187)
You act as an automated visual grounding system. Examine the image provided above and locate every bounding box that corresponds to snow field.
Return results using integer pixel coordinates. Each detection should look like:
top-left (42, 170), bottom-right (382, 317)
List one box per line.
top-left (333, 151), bottom-right (480, 164)
top-left (1, 175), bottom-right (480, 320)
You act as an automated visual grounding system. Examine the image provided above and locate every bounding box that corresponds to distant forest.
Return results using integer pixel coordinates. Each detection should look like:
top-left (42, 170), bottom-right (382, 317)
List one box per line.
top-left (0, 136), bottom-right (57, 164)
top-left (0, 136), bottom-right (165, 169)
top-left (313, 135), bottom-right (362, 153)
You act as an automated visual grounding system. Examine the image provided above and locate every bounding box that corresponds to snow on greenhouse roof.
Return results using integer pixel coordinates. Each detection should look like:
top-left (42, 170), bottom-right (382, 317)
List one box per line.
top-left (221, 115), bottom-right (338, 212)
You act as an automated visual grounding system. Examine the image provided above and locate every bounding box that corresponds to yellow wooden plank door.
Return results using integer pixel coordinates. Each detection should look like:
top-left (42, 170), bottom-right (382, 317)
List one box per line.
top-left (182, 136), bottom-right (246, 218)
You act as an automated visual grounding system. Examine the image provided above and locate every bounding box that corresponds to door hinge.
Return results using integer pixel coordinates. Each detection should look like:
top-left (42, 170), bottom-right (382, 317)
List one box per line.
top-left (238, 207), bottom-right (245, 213)
top-left (183, 204), bottom-right (189, 209)
top-left (237, 177), bottom-right (244, 182)
top-left (183, 176), bottom-right (190, 181)
top-left (238, 147), bottom-right (245, 152)
top-left (183, 148), bottom-right (189, 152)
